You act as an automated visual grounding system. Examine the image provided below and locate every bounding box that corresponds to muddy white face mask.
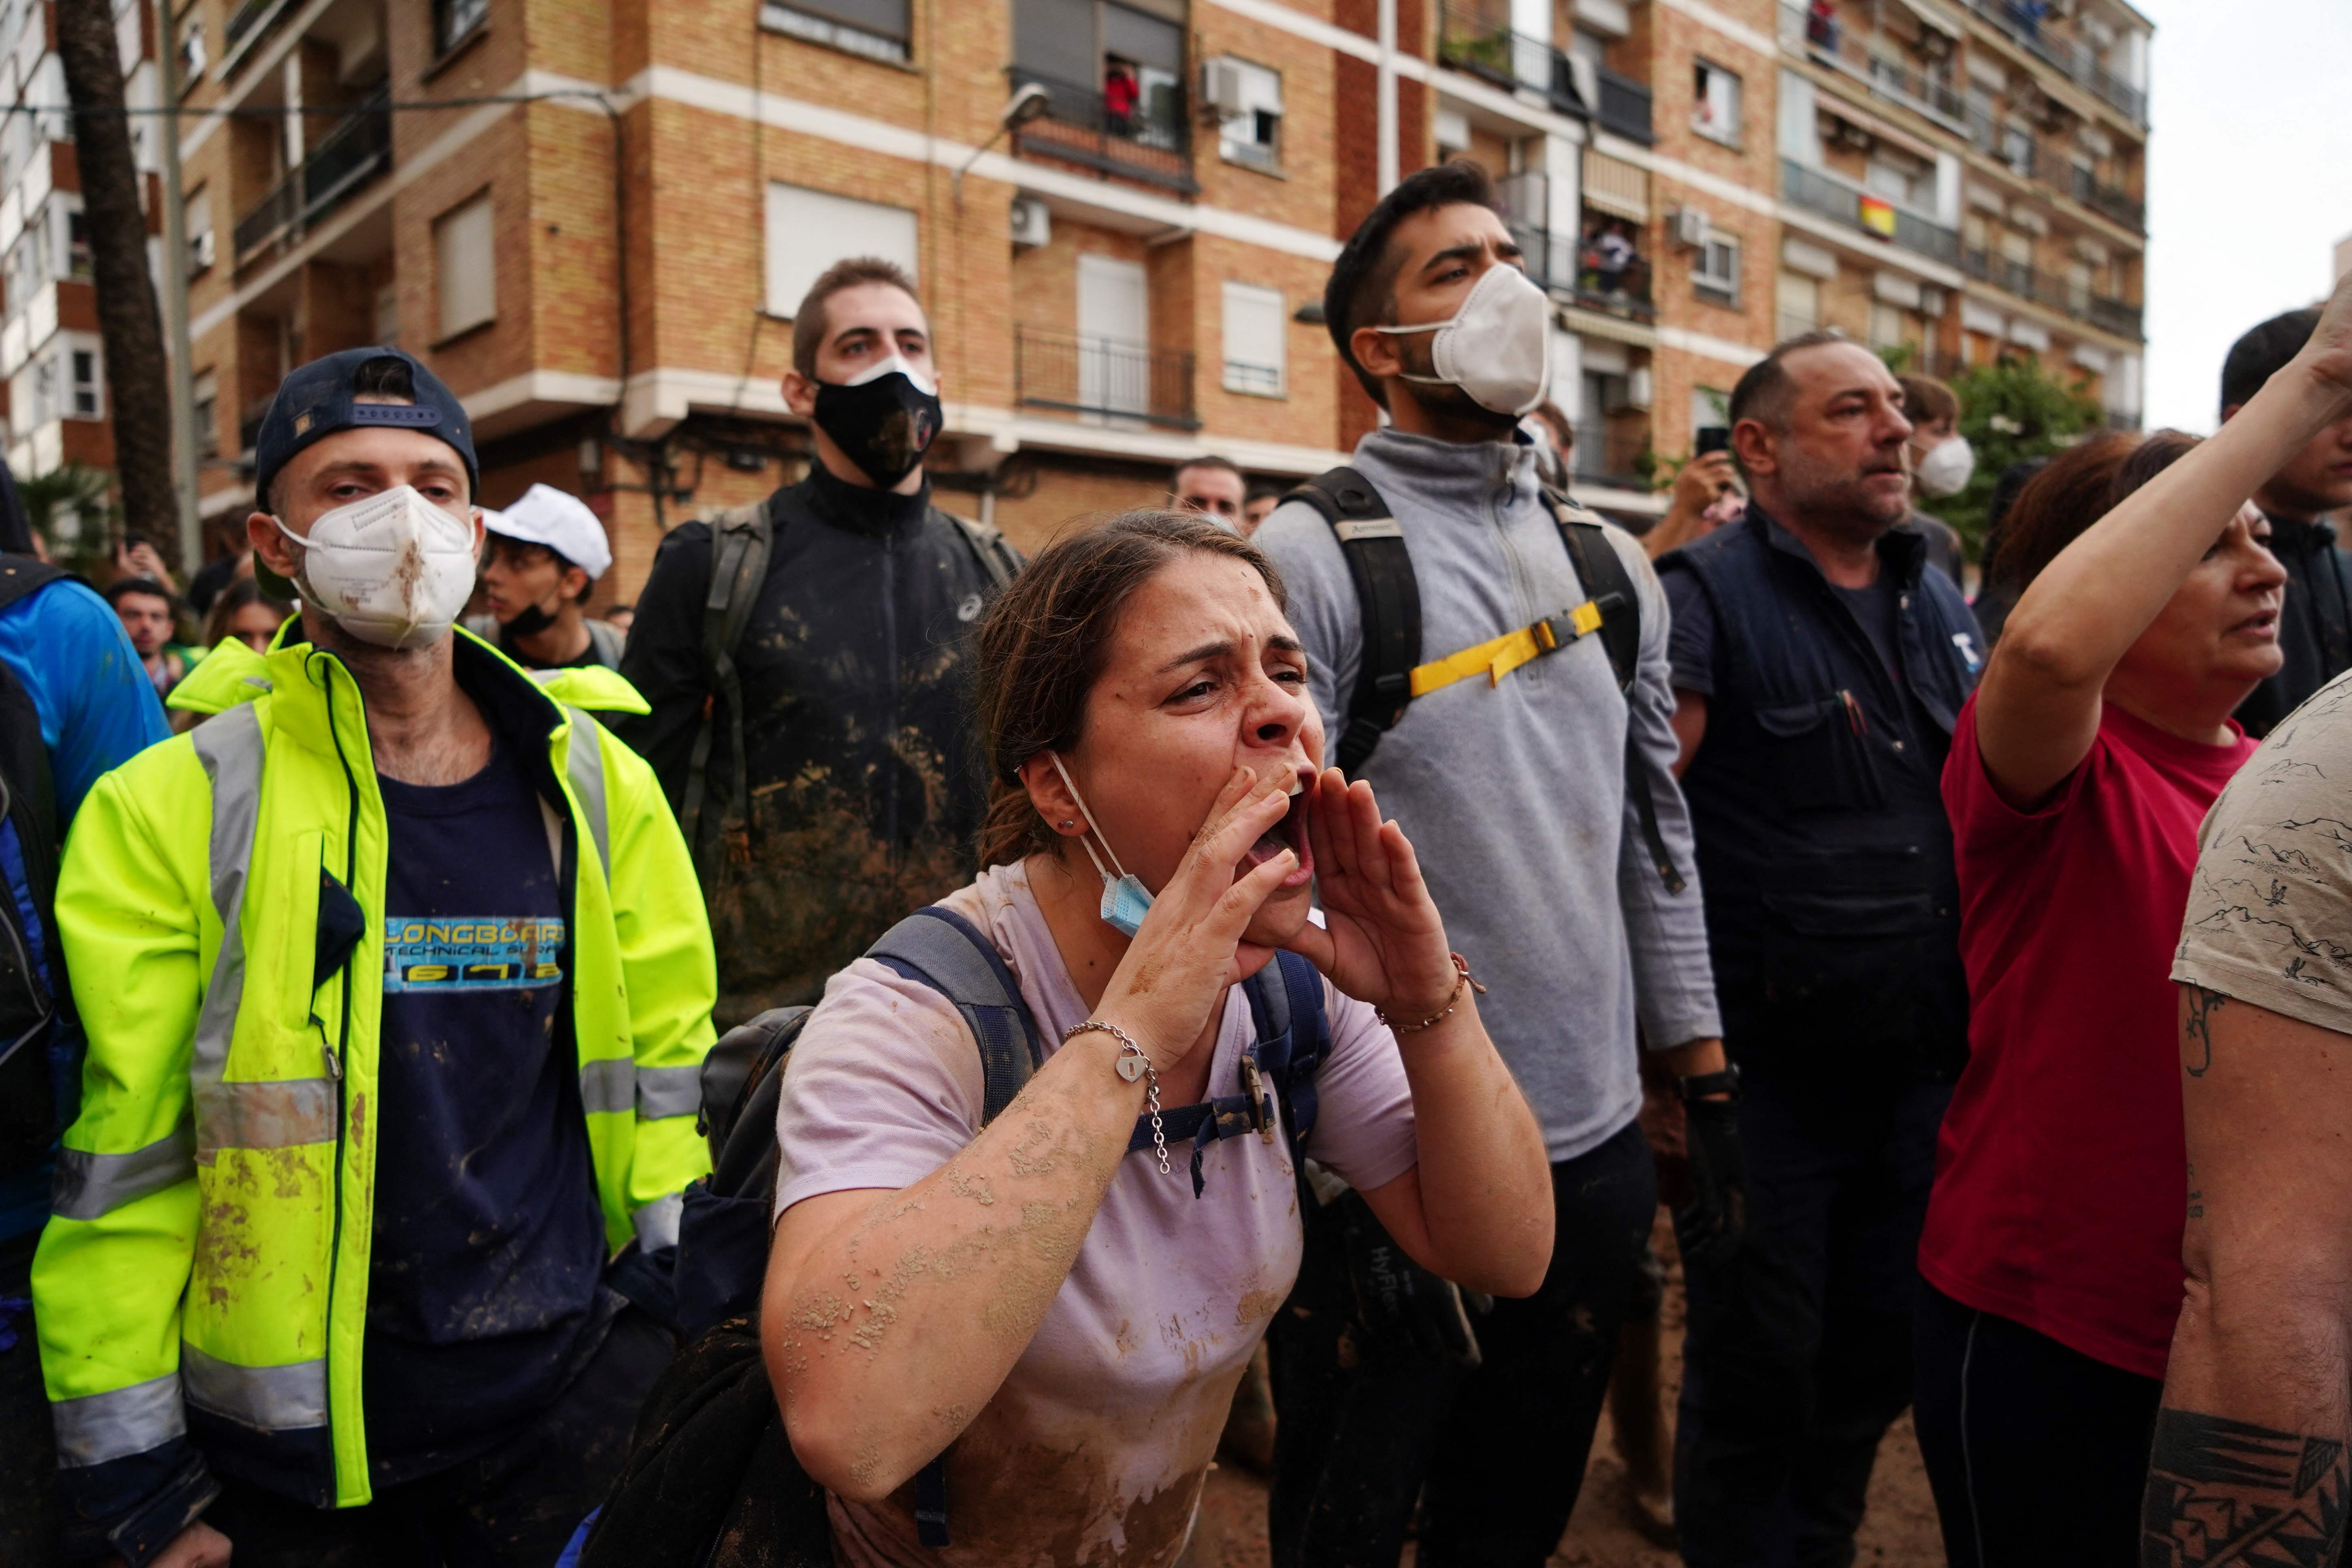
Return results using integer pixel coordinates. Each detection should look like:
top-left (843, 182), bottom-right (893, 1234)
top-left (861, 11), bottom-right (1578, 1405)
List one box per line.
top-left (274, 484), bottom-right (478, 650)
top-left (1373, 261), bottom-right (1553, 418)
top-left (1049, 753), bottom-right (1154, 938)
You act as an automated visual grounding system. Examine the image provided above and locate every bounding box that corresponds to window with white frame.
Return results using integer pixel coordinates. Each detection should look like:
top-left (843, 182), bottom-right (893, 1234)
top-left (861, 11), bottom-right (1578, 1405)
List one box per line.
top-left (1694, 232), bottom-right (1740, 305)
top-left (29, 351), bottom-right (55, 427)
top-left (761, 0), bottom-right (912, 64)
top-left (65, 207), bottom-right (88, 279)
top-left (1211, 57), bottom-right (1283, 171)
top-left (764, 183), bottom-right (918, 318)
top-left (1221, 281), bottom-right (1286, 396)
top-left (434, 0), bottom-right (486, 55)
top-left (1776, 271), bottom-right (1819, 341)
top-left (1693, 60), bottom-right (1742, 145)
top-left (192, 367), bottom-right (219, 460)
top-left (433, 191), bottom-right (496, 341)
top-left (186, 187), bottom-right (213, 275)
top-left (68, 344), bottom-right (98, 418)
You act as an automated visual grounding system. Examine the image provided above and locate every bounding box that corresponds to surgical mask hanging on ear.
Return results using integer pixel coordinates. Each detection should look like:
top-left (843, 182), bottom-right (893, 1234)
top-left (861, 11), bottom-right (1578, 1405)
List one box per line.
top-left (1049, 753), bottom-right (1154, 938)
top-left (1372, 262), bottom-right (1553, 418)
top-left (1915, 434), bottom-right (1976, 499)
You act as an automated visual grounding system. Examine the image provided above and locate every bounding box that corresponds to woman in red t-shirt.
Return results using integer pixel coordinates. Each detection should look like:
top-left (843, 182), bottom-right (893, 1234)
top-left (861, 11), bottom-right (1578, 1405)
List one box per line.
top-left (1916, 422), bottom-right (2292, 1566)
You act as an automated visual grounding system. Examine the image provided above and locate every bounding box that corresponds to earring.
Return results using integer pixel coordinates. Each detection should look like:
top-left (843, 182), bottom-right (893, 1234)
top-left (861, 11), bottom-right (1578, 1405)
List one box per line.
top-left (1058, 820), bottom-right (1077, 830)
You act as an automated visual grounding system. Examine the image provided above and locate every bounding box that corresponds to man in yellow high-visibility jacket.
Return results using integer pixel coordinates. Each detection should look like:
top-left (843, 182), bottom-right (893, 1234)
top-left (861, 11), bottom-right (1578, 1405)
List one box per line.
top-left (34, 348), bottom-right (716, 1568)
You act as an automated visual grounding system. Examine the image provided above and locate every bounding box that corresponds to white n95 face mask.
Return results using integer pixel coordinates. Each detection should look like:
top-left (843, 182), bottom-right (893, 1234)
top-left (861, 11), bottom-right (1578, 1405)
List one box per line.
top-left (274, 484), bottom-right (478, 651)
top-left (1915, 435), bottom-right (1976, 500)
top-left (1374, 261), bottom-right (1553, 418)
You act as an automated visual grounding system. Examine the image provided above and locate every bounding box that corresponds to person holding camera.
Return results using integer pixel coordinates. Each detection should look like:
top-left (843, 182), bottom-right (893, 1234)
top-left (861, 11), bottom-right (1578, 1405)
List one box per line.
top-left (1656, 331), bottom-right (1980, 1568)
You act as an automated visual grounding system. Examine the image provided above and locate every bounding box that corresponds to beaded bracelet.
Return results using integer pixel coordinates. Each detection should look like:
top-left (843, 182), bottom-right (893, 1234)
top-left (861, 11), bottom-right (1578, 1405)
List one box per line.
top-left (1377, 953), bottom-right (1487, 1034)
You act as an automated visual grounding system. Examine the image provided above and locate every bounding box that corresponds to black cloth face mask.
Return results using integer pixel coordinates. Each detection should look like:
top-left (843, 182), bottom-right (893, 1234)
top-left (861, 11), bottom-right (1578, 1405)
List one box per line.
top-left (811, 356), bottom-right (943, 488)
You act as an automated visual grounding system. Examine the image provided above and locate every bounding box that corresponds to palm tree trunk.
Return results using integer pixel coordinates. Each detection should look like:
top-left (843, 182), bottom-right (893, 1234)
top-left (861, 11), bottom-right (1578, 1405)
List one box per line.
top-left (53, 0), bottom-right (178, 570)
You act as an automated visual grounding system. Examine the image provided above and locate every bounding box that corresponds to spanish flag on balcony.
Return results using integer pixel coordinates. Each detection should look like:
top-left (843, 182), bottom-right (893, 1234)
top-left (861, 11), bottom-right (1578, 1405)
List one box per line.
top-left (1859, 196), bottom-right (1898, 239)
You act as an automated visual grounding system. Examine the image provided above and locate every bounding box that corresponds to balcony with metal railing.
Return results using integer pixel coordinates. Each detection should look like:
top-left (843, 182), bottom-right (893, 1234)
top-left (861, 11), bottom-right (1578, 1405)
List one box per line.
top-left (1961, 0), bottom-right (2146, 126)
top-left (1961, 247), bottom-right (2142, 339)
top-left (1013, 327), bottom-right (1198, 430)
top-left (1006, 68), bottom-right (1196, 195)
top-left (1778, 4), bottom-right (1967, 132)
top-left (1781, 158), bottom-right (1959, 265)
top-left (1434, 2), bottom-right (1589, 120)
top-left (1963, 111), bottom-right (2145, 230)
top-left (1510, 222), bottom-right (1656, 323)
top-left (232, 92), bottom-right (392, 265)
top-left (1594, 67), bottom-right (1652, 145)
top-left (1572, 417), bottom-right (1650, 494)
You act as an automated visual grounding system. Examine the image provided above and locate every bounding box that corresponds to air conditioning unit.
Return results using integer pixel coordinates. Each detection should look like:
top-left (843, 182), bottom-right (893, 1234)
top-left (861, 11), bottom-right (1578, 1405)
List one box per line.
top-left (1669, 207), bottom-right (1708, 249)
top-left (188, 228), bottom-right (214, 272)
top-left (1203, 58), bottom-right (1250, 118)
top-left (1008, 196), bottom-right (1051, 249)
top-left (1624, 366), bottom-right (1655, 410)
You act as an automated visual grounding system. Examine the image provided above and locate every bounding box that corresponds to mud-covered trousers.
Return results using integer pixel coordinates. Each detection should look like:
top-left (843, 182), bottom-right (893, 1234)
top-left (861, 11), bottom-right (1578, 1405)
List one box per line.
top-left (1270, 1118), bottom-right (1657, 1568)
top-left (201, 1308), bottom-right (672, 1568)
top-left (1672, 1064), bottom-right (1951, 1568)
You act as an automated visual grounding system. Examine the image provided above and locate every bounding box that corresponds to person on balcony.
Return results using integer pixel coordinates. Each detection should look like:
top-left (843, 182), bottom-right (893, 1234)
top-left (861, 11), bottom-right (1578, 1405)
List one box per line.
top-left (2217, 306), bottom-right (2352, 737)
top-left (1102, 58), bottom-right (1140, 138)
top-left (615, 257), bottom-right (1022, 1032)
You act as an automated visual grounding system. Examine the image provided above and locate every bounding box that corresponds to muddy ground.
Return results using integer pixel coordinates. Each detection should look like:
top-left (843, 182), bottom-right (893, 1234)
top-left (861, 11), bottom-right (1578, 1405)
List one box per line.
top-left (1190, 1215), bottom-right (1948, 1568)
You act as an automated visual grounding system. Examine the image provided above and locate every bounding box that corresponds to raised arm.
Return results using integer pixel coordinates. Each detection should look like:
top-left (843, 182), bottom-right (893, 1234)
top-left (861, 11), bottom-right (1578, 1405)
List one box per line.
top-left (2142, 988), bottom-right (2352, 1564)
top-left (763, 772), bottom-right (1301, 1502)
top-left (1980, 271), bottom-right (2352, 805)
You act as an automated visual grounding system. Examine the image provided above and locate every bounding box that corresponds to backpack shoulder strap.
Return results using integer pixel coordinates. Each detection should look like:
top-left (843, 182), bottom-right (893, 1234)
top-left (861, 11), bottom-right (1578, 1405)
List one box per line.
top-left (1545, 488), bottom-right (1687, 894)
top-left (1544, 488), bottom-right (1640, 695)
top-left (1247, 950), bottom-right (1329, 1169)
top-left (680, 502), bottom-right (774, 865)
top-left (1284, 468), bottom-right (1418, 777)
top-left (865, 905), bottom-right (1044, 1124)
top-left (938, 508), bottom-right (1023, 593)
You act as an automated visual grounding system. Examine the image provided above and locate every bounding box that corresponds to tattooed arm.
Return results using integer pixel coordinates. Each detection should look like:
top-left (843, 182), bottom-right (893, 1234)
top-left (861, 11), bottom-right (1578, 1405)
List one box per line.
top-left (2145, 986), bottom-right (2352, 1566)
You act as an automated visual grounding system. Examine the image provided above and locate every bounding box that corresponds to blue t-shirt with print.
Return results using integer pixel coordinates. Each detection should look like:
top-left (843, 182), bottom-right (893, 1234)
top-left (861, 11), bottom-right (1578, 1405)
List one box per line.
top-left (362, 733), bottom-right (614, 1483)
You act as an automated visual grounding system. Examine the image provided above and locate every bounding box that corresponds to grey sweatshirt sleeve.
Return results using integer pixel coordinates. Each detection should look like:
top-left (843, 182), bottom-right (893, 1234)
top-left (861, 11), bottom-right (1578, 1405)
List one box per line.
top-left (1257, 499), bottom-right (1357, 747)
top-left (1607, 527), bottom-right (1723, 1050)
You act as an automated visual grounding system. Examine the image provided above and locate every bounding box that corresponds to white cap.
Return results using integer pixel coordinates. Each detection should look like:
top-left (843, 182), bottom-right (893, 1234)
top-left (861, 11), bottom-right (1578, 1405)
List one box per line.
top-left (482, 483), bottom-right (611, 580)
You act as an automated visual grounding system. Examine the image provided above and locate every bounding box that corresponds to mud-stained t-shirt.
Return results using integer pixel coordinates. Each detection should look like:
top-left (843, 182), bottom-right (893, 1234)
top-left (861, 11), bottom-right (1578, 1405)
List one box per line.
top-left (2177, 668), bottom-right (2352, 1021)
top-left (363, 738), bottom-right (614, 1483)
top-left (772, 861), bottom-right (1421, 1568)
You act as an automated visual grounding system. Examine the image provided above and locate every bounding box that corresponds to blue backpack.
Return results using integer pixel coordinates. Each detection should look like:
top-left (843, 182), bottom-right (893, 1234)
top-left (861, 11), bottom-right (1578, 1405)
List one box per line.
top-left (656, 904), bottom-right (1331, 1553)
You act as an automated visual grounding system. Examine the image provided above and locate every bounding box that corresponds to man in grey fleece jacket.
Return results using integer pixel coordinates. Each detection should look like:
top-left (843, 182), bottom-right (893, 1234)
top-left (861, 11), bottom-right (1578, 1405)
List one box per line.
top-left (1255, 162), bottom-right (1732, 1567)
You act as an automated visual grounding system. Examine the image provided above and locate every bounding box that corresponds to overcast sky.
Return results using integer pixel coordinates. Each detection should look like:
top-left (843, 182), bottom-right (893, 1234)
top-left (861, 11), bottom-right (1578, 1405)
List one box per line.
top-left (2138, 0), bottom-right (2352, 433)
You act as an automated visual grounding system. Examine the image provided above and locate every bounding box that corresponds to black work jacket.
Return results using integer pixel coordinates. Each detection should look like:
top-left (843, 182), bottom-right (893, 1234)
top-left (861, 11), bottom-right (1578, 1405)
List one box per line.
top-left (614, 467), bottom-right (1004, 1025)
top-left (2234, 512), bottom-right (2352, 738)
top-left (1659, 507), bottom-right (1979, 1071)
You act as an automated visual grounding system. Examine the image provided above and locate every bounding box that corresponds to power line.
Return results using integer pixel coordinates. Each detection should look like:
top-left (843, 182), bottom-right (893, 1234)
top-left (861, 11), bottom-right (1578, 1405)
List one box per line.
top-left (0, 89), bottom-right (621, 119)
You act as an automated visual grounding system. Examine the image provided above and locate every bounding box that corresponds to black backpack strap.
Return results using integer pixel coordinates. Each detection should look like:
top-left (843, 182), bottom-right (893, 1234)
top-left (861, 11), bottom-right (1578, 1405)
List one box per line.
top-left (1128, 951), bottom-right (1330, 1197)
top-left (1547, 491), bottom-right (1687, 894)
top-left (0, 555), bottom-right (67, 616)
top-left (940, 509), bottom-right (1023, 593)
top-left (681, 502), bottom-right (774, 869)
top-left (866, 905), bottom-right (1045, 1124)
top-left (1285, 468), bottom-right (1419, 777)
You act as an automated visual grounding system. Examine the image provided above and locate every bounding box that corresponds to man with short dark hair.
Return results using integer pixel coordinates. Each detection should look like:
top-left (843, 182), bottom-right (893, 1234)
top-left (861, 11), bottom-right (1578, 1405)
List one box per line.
top-left (1171, 455), bottom-right (1247, 530)
top-left (1256, 159), bottom-right (1726, 1568)
top-left (105, 576), bottom-right (188, 701)
top-left (618, 257), bottom-right (1020, 1028)
top-left (469, 484), bottom-right (624, 671)
top-left (1243, 485), bottom-right (1282, 535)
top-left (1657, 331), bottom-right (1979, 1568)
top-left (2220, 307), bottom-right (2352, 735)
top-left (34, 346), bottom-right (716, 1568)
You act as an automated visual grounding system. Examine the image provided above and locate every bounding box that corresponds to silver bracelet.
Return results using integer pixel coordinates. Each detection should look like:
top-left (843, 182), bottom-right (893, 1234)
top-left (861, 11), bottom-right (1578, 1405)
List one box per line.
top-left (1064, 1020), bottom-right (1169, 1175)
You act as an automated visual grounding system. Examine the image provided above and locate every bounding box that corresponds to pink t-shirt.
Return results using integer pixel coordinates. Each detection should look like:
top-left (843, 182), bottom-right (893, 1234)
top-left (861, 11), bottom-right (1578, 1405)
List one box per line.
top-left (773, 862), bottom-right (1420, 1568)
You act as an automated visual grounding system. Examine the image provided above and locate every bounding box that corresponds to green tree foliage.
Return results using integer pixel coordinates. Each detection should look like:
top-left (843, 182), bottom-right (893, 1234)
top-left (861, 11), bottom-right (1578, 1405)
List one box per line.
top-left (20, 463), bottom-right (119, 578)
top-left (1882, 348), bottom-right (2104, 560)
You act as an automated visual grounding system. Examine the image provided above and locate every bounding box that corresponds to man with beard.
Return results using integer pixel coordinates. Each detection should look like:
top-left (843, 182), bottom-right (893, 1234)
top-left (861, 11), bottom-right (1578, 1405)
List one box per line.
top-left (616, 258), bottom-right (1020, 1029)
top-left (1254, 160), bottom-right (1728, 1568)
top-left (1654, 333), bottom-right (1979, 1568)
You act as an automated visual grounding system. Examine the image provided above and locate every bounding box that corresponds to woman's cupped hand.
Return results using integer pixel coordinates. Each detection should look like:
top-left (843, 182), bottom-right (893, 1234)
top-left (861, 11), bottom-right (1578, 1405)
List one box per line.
top-left (1281, 769), bottom-right (1463, 1025)
top-left (1095, 766), bottom-right (1304, 1066)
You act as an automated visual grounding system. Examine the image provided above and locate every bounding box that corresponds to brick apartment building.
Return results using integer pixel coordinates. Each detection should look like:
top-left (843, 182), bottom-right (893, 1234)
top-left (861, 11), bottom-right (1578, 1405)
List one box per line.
top-left (0, 0), bottom-right (2147, 595)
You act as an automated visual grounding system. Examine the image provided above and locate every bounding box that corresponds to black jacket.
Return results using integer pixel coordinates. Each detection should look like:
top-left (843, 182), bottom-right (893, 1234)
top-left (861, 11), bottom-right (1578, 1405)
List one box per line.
top-left (614, 467), bottom-right (1008, 1026)
top-left (2234, 511), bottom-right (2352, 738)
top-left (1660, 509), bottom-right (1979, 1073)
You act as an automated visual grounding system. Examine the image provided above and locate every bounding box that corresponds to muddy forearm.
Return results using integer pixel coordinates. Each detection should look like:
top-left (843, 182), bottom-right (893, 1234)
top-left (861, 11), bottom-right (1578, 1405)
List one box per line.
top-left (770, 1029), bottom-right (1143, 1498)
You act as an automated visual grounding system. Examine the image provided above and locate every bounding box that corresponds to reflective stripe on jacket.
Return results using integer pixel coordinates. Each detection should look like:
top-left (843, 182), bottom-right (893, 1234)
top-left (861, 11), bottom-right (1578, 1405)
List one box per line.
top-left (31, 629), bottom-right (715, 1513)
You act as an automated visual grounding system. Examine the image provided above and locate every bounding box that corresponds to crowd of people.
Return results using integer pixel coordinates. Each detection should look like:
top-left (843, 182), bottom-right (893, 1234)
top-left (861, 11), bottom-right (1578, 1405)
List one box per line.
top-left (3, 156), bottom-right (2352, 1568)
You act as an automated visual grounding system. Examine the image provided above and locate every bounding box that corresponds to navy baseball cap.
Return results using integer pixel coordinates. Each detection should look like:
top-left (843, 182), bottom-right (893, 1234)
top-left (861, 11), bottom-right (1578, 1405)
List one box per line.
top-left (252, 346), bottom-right (477, 514)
